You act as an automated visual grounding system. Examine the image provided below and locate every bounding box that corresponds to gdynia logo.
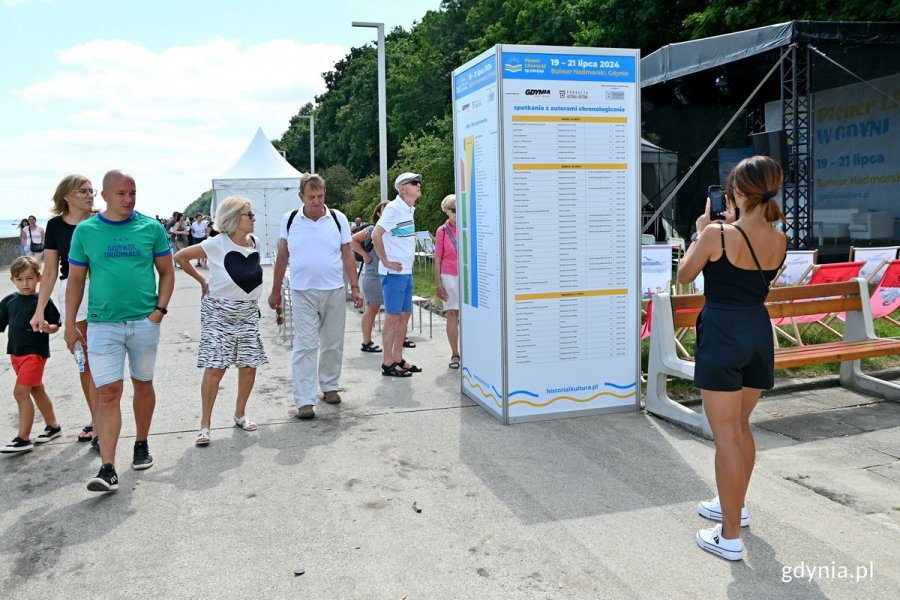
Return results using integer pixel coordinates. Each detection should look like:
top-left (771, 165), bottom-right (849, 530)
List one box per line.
top-left (525, 89), bottom-right (551, 96)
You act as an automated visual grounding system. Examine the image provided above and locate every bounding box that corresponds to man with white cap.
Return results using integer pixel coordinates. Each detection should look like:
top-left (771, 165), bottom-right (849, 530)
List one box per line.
top-left (372, 172), bottom-right (422, 377)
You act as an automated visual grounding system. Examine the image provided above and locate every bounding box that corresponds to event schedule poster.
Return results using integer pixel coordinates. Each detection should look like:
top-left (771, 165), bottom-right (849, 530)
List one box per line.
top-left (502, 47), bottom-right (640, 421)
top-left (452, 49), bottom-right (504, 418)
top-left (453, 45), bottom-right (641, 424)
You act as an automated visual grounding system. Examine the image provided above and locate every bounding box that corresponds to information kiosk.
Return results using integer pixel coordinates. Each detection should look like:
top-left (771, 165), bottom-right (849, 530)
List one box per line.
top-left (452, 44), bottom-right (642, 423)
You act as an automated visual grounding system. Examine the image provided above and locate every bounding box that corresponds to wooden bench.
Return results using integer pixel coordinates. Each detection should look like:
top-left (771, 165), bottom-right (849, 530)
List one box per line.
top-left (646, 278), bottom-right (900, 438)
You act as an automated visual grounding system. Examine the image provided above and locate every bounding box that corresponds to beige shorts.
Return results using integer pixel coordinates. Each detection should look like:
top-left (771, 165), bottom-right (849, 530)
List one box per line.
top-left (58, 277), bottom-right (89, 322)
top-left (440, 273), bottom-right (459, 312)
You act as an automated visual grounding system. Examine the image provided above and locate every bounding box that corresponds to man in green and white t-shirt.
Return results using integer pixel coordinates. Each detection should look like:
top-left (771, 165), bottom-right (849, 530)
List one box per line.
top-left (65, 170), bottom-right (175, 493)
top-left (373, 172), bottom-right (421, 377)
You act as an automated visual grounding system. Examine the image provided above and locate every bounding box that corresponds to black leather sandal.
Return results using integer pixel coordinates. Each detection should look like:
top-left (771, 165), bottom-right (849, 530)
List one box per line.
top-left (382, 362), bottom-right (412, 377)
top-left (361, 341), bottom-right (383, 353)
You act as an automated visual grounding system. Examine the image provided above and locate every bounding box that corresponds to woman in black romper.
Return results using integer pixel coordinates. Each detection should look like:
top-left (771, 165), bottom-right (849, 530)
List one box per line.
top-left (677, 156), bottom-right (788, 561)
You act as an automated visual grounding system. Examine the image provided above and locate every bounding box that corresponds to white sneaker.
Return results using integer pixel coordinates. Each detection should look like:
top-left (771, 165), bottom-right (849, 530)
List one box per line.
top-left (696, 524), bottom-right (743, 561)
top-left (698, 496), bottom-right (749, 527)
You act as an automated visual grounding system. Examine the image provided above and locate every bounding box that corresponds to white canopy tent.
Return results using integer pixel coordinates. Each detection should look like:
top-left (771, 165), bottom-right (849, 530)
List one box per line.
top-left (211, 127), bottom-right (302, 264)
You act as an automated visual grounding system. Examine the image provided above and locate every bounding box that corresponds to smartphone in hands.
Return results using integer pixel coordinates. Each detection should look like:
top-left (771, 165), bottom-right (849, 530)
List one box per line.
top-left (708, 185), bottom-right (727, 221)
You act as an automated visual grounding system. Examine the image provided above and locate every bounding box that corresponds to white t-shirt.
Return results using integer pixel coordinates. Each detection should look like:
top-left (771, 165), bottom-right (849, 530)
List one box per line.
top-left (376, 196), bottom-right (416, 275)
top-left (280, 207), bottom-right (351, 290)
top-left (191, 220), bottom-right (209, 239)
top-left (200, 234), bottom-right (263, 300)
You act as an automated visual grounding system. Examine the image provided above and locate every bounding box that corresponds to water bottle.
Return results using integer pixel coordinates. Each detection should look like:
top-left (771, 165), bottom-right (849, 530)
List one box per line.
top-left (74, 341), bottom-right (86, 373)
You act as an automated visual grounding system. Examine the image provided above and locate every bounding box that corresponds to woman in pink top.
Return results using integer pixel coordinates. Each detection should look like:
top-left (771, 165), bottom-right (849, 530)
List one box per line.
top-left (434, 194), bottom-right (460, 369)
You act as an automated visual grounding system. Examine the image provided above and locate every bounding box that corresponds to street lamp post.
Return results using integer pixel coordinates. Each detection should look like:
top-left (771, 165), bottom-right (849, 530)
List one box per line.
top-left (352, 21), bottom-right (388, 201)
top-left (296, 115), bottom-right (315, 173)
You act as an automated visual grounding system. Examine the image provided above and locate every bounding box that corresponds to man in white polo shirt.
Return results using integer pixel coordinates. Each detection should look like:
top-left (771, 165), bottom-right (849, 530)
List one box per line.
top-left (373, 172), bottom-right (422, 377)
top-left (268, 173), bottom-right (363, 419)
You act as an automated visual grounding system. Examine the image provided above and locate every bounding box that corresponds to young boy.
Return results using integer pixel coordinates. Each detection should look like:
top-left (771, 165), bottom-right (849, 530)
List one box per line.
top-left (0, 256), bottom-right (62, 454)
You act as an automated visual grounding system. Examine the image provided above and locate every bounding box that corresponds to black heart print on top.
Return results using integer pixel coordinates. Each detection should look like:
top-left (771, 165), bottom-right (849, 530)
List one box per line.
top-left (224, 250), bottom-right (263, 294)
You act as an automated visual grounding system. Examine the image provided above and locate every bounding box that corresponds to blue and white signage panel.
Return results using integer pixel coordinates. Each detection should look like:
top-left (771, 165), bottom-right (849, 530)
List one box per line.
top-left (500, 46), bottom-right (641, 421)
top-left (453, 48), bottom-right (504, 418)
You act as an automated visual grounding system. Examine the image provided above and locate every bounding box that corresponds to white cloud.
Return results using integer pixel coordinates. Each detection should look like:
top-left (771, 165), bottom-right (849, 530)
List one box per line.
top-left (3, 37), bottom-right (343, 218)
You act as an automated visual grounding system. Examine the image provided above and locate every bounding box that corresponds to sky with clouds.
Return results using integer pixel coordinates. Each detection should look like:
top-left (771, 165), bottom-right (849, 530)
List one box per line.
top-left (1, 0), bottom-right (442, 222)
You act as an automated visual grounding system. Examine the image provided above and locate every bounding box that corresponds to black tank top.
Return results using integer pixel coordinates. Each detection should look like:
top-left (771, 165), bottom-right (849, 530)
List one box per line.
top-left (702, 224), bottom-right (783, 306)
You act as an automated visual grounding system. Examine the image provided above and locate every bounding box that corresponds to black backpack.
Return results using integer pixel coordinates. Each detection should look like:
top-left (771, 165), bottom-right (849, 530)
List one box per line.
top-left (286, 208), bottom-right (341, 234)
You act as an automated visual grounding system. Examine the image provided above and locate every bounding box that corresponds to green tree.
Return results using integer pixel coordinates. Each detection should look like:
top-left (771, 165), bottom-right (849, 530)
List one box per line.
top-left (346, 174), bottom-right (384, 225)
top-left (393, 114), bottom-right (455, 235)
top-left (183, 190), bottom-right (212, 218)
top-left (274, 102), bottom-right (314, 173)
top-left (682, 1), bottom-right (900, 39)
top-left (319, 165), bottom-right (356, 211)
top-left (313, 44), bottom-right (385, 177)
top-left (466, 0), bottom-right (581, 54)
top-left (571, 0), bottom-right (705, 54)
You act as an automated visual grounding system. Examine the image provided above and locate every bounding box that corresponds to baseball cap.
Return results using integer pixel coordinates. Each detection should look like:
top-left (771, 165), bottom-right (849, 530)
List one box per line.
top-left (394, 172), bottom-right (422, 191)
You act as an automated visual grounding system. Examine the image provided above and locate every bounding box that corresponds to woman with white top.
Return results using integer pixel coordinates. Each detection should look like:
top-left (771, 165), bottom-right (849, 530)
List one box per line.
top-left (175, 197), bottom-right (267, 446)
top-left (24, 215), bottom-right (45, 262)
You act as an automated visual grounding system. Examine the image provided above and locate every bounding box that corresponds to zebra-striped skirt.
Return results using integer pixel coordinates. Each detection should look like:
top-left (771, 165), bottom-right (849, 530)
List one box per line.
top-left (198, 296), bottom-right (268, 369)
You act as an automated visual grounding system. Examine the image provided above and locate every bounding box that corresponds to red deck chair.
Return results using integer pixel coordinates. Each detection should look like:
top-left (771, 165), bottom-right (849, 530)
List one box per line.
top-left (773, 261), bottom-right (865, 345)
top-left (834, 259), bottom-right (900, 328)
top-left (641, 299), bottom-right (652, 340)
top-left (868, 260), bottom-right (900, 327)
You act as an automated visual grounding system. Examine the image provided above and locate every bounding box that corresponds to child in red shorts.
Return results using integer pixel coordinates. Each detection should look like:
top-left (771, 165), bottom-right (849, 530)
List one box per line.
top-left (0, 256), bottom-right (61, 454)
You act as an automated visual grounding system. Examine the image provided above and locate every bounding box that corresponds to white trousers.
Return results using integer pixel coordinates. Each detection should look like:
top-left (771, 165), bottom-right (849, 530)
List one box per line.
top-left (291, 288), bottom-right (346, 407)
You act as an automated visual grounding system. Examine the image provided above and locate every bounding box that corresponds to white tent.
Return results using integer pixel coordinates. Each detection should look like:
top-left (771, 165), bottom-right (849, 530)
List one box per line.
top-left (211, 127), bottom-right (302, 264)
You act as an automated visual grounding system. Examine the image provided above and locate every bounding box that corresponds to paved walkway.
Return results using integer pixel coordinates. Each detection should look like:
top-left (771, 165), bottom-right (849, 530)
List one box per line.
top-left (1, 267), bottom-right (898, 599)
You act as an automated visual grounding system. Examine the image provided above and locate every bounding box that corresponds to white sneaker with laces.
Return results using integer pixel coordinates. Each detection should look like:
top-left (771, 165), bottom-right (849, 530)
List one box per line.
top-left (696, 524), bottom-right (743, 561)
top-left (698, 496), bottom-right (749, 527)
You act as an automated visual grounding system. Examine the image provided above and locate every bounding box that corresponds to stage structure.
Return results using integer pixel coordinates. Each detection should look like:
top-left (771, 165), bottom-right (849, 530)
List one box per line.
top-left (641, 21), bottom-right (900, 250)
top-left (452, 45), bottom-right (642, 424)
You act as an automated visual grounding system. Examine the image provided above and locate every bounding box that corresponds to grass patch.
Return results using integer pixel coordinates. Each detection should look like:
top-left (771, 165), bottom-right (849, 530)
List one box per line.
top-left (412, 259), bottom-right (438, 307)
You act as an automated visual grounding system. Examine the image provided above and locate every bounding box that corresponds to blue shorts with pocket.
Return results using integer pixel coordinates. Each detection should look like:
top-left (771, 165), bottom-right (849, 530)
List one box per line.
top-left (381, 273), bottom-right (413, 314)
top-left (87, 318), bottom-right (161, 387)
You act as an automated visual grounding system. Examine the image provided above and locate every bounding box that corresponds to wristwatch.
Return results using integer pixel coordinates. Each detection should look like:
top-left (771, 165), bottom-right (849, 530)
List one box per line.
top-left (154, 306), bottom-right (168, 315)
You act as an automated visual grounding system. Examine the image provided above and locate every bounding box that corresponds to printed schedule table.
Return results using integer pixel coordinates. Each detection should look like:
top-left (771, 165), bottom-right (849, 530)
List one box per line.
top-left (454, 45), bottom-right (640, 423)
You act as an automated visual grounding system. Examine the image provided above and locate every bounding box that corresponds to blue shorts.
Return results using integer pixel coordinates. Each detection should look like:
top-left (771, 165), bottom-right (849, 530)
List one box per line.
top-left (87, 318), bottom-right (162, 387)
top-left (381, 274), bottom-right (413, 314)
